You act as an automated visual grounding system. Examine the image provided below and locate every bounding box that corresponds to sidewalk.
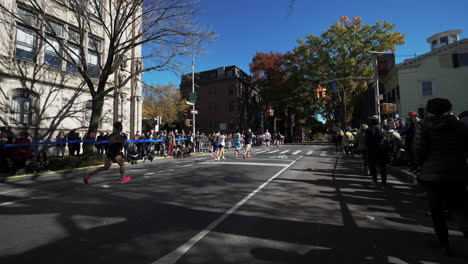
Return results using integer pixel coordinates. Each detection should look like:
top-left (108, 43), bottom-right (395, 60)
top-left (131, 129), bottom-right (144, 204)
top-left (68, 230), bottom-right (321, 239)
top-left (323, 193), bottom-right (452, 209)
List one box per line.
top-left (387, 164), bottom-right (418, 184)
top-left (0, 152), bottom-right (210, 182)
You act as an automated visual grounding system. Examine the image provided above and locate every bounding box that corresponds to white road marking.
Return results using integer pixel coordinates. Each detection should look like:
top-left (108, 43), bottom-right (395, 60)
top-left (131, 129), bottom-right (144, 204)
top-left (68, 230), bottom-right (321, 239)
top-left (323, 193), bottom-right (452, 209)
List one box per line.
top-left (267, 150), bottom-right (279, 154)
top-left (0, 197), bottom-right (35, 207)
top-left (255, 150), bottom-right (267, 154)
top-left (320, 151), bottom-right (327, 156)
top-left (306, 151), bottom-right (314, 155)
top-left (101, 185), bottom-right (110, 188)
top-left (279, 150), bottom-right (290, 154)
top-left (200, 161), bottom-right (287, 167)
top-left (152, 159), bottom-right (298, 264)
top-left (0, 189), bottom-right (27, 195)
top-left (180, 164), bottom-right (193, 168)
top-left (292, 150), bottom-right (301, 155)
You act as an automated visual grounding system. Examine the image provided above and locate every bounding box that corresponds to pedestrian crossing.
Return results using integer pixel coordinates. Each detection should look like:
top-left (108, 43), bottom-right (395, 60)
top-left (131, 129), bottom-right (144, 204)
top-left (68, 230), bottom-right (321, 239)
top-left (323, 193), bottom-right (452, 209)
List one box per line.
top-left (250, 149), bottom-right (335, 157)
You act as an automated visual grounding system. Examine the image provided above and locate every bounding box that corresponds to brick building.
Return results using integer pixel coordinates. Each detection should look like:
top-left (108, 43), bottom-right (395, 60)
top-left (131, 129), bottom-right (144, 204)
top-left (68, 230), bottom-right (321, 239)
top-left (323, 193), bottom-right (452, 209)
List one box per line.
top-left (180, 65), bottom-right (259, 133)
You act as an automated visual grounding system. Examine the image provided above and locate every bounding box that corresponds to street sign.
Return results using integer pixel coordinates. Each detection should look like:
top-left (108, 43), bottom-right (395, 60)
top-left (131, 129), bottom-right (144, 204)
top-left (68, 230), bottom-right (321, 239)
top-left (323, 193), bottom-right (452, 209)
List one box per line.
top-left (191, 110), bottom-right (198, 114)
top-left (376, 94), bottom-right (384, 101)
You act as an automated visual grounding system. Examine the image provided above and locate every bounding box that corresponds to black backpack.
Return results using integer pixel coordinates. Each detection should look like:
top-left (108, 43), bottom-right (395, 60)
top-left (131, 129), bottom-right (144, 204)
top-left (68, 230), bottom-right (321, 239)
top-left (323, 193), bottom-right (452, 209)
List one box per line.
top-left (378, 131), bottom-right (391, 152)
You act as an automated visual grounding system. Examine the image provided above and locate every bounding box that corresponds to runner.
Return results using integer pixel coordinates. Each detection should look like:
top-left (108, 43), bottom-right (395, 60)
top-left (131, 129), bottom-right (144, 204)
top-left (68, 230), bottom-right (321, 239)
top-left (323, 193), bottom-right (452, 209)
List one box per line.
top-left (243, 128), bottom-right (253, 159)
top-left (83, 122), bottom-right (131, 184)
top-left (274, 132), bottom-right (281, 148)
top-left (233, 131), bottom-right (242, 157)
top-left (264, 129), bottom-right (272, 151)
top-left (212, 131), bottom-right (220, 160)
top-left (218, 131), bottom-right (226, 160)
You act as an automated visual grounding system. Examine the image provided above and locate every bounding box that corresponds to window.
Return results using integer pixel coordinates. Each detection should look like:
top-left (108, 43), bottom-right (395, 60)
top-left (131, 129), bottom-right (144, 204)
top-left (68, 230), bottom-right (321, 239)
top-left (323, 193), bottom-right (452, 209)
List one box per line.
top-left (17, 8), bottom-right (37, 25)
top-left (229, 87), bottom-right (234, 96)
top-left (453, 53), bottom-right (468, 68)
top-left (208, 87), bottom-right (212, 96)
top-left (432, 39), bottom-right (438, 49)
top-left (11, 90), bottom-right (37, 125)
top-left (229, 101), bottom-right (234, 112)
top-left (421, 81), bottom-right (433, 97)
top-left (396, 85), bottom-right (400, 100)
top-left (440, 36), bottom-right (448, 46)
top-left (67, 44), bottom-right (81, 72)
top-left (46, 21), bottom-right (63, 37)
top-left (88, 37), bottom-right (101, 51)
top-left (45, 36), bottom-right (61, 68)
top-left (84, 101), bottom-right (92, 126)
top-left (87, 37), bottom-right (101, 77)
top-left (87, 51), bottom-right (99, 77)
top-left (68, 29), bottom-right (80, 44)
top-left (15, 26), bottom-right (37, 61)
top-left (451, 34), bottom-right (458, 43)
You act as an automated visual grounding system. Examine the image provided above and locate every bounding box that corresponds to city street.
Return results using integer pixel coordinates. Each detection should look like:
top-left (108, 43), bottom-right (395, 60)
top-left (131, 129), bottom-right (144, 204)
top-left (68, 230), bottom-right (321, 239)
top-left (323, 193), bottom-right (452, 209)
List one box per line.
top-left (0, 143), bottom-right (467, 264)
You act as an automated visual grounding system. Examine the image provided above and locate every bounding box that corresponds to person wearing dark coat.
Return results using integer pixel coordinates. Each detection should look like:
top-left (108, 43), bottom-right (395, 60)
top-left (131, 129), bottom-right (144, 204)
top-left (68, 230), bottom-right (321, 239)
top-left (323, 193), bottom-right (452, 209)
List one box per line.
top-left (414, 98), bottom-right (468, 255)
top-left (365, 117), bottom-right (390, 184)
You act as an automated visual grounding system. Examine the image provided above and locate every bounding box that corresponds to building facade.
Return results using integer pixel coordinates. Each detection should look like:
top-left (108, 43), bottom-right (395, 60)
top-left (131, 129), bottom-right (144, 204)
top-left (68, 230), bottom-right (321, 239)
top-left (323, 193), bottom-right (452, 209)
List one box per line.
top-left (383, 30), bottom-right (468, 118)
top-left (180, 65), bottom-right (258, 133)
top-left (0, 0), bottom-right (143, 143)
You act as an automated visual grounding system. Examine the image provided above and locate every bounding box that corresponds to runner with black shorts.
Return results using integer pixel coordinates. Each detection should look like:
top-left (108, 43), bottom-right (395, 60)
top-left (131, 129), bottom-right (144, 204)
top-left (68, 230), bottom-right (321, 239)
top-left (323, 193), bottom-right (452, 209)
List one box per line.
top-left (243, 128), bottom-right (253, 159)
top-left (83, 122), bottom-right (131, 184)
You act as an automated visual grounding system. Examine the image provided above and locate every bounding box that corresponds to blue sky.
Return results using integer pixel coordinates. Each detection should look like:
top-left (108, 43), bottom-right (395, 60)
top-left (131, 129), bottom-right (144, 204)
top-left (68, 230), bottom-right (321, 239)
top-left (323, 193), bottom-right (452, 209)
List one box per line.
top-left (143, 0), bottom-right (468, 86)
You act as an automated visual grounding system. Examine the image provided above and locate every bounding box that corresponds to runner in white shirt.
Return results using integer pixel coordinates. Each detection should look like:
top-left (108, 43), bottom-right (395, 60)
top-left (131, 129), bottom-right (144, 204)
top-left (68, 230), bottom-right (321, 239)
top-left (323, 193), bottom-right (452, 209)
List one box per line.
top-left (217, 132), bottom-right (226, 160)
top-left (264, 129), bottom-right (272, 151)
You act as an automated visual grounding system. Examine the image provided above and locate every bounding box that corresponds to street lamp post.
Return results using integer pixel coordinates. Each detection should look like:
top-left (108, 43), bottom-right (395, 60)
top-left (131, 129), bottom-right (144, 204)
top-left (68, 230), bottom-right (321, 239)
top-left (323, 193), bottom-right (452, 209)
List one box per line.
top-left (191, 53), bottom-right (197, 149)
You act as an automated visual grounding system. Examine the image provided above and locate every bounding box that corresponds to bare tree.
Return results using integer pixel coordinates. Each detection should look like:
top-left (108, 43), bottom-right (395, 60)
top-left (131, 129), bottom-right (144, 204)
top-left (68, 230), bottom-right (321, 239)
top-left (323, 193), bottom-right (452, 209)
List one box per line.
top-left (0, 0), bottom-right (214, 152)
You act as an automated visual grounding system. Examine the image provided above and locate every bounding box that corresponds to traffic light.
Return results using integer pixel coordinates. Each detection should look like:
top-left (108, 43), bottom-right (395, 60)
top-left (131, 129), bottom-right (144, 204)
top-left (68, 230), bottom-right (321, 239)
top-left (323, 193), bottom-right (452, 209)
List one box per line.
top-left (316, 87), bottom-right (327, 98)
top-left (185, 119), bottom-right (192, 127)
top-left (266, 108), bottom-right (274, 117)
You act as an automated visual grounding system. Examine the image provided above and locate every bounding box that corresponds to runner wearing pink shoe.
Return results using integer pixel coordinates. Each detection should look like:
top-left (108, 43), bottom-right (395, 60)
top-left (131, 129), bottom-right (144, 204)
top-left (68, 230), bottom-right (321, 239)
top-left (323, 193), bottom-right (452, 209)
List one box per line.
top-left (84, 122), bottom-right (131, 184)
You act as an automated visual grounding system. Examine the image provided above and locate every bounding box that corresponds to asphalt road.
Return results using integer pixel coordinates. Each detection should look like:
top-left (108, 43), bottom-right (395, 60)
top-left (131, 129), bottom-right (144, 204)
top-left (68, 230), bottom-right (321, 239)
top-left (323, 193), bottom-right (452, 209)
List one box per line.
top-left (0, 144), bottom-right (467, 264)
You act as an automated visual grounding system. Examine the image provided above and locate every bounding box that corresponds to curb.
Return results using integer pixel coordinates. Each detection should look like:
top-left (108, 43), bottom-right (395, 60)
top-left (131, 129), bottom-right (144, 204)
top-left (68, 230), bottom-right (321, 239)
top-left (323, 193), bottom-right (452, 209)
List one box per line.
top-left (0, 152), bottom-right (208, 181)
top-left (387, 165), bottom-right (418, 184)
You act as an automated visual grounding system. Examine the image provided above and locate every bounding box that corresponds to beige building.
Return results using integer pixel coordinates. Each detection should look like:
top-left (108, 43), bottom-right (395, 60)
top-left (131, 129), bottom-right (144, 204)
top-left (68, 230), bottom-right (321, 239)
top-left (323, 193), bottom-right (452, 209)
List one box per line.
top-left (0, 0), bottom-right (143, 143)
top-left (383, 30), bottom-right (468, 118)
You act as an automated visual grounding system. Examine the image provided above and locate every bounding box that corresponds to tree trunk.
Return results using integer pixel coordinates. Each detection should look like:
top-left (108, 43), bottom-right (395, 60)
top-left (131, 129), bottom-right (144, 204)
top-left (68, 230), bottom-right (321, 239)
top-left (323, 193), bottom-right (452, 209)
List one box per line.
top-left (84, 94), bottom-right (105, 154)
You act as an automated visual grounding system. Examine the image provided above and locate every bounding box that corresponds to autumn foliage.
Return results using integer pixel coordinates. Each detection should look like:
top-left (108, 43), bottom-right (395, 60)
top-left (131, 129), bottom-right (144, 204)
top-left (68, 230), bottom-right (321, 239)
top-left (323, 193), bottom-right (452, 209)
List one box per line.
top-left (142, 84), bottom-right (189, 128)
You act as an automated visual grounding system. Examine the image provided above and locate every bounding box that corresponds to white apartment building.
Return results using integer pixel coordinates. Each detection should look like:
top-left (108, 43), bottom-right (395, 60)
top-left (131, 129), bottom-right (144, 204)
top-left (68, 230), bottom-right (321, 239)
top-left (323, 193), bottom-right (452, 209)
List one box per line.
top-left (382, 30), bottom-right (468, 118)
top-left (0, 0), bottom-right (143, 143)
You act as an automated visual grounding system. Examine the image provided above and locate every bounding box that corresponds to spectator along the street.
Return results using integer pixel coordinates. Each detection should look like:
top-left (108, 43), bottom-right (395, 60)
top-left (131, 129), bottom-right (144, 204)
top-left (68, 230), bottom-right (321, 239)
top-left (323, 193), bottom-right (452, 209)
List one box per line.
top-left (414, 98), bottom-right (468, 255)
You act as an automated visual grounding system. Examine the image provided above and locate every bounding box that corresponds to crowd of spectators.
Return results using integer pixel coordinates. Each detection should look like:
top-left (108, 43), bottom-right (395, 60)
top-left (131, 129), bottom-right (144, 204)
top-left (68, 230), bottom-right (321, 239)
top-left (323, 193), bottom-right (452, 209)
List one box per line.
top-left (332, 98), bottom-right (468, 255)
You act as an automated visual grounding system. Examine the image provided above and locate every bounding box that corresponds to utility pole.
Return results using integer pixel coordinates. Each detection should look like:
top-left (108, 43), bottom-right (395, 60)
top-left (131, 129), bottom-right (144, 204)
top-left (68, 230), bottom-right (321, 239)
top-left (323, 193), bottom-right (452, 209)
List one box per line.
top-left (373, 54), bottom-right (381, 122)
top-left (369, 51), bottom-right (391, 123)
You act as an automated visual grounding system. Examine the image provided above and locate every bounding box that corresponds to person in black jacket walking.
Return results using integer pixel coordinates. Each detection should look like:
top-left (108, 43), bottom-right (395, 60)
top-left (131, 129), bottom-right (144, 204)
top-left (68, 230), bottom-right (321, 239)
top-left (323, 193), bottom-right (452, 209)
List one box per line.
top-left (365, 116), bottom-right (390, 185)
top-left (414, 98), bottom-right (468, 255)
